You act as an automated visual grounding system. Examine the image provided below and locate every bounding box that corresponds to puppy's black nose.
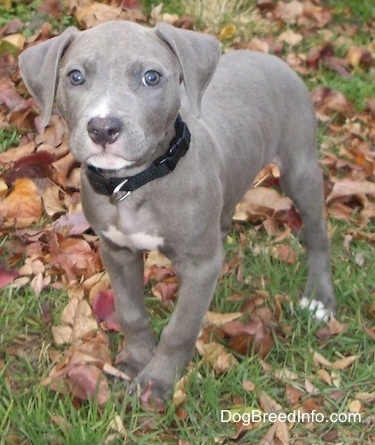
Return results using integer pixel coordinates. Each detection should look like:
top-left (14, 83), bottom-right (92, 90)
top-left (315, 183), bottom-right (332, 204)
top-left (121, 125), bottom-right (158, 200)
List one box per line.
top-left (87, 117), bottom-right (123, 146)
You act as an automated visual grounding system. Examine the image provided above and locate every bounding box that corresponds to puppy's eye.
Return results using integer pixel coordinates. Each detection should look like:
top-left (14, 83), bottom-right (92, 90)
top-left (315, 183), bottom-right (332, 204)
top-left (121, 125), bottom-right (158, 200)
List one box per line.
top-left (142, 70), bottom-right (161, 86)
top-left (68, 70), bottom-right (85, 85)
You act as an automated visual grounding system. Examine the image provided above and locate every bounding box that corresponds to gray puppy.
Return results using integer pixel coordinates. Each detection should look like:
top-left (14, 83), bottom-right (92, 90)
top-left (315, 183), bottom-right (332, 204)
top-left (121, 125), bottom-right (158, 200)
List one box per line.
top-left (19, 20), bottom-right (335, 400)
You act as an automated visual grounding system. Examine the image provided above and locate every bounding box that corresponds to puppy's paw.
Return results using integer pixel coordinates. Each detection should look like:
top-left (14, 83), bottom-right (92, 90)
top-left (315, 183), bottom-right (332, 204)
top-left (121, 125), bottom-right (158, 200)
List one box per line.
top-left (128, 356), bottom-right (180, 405)
top-left (300, 296), bottom-right (335, 321)
top-left (115, 346), bottom-right (155, 379)
top-left (129, 371), bottom-right (174, 402)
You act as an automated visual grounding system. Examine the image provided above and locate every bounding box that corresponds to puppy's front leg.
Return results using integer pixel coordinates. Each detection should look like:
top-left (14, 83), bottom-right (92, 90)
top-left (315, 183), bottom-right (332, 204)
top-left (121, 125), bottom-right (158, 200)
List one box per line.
top-left (100, 241), bottom-right (157, 378)
top-left (131, 246), bottom-right (224, 400)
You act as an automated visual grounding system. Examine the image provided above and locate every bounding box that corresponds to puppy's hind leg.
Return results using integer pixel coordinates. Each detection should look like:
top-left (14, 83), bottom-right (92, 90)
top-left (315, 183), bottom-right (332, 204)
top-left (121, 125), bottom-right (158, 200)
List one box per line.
top-left (278, 148), bottom-right (335, 320)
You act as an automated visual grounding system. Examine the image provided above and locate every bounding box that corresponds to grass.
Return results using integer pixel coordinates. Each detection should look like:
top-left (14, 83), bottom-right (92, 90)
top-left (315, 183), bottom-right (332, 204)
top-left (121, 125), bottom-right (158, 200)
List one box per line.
top-left (1, 0), bottom-right (375, 444)
top-left (0, 129), bottom-right (20, 153)
top-left (1, 226), bottom-right (374, 443)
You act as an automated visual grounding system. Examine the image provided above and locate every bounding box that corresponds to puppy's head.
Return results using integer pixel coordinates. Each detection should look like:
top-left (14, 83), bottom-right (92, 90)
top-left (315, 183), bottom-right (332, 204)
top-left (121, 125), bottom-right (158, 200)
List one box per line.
top-left (19, 21), bottom-right (220, 171)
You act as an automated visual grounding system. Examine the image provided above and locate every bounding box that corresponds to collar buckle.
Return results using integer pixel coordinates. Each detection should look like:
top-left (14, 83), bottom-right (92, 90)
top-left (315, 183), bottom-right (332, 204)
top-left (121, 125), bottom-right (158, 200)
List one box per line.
top-left (86, 114), bottom-right (190, 203)
top-left (111, 178), bottom-right (131, 203)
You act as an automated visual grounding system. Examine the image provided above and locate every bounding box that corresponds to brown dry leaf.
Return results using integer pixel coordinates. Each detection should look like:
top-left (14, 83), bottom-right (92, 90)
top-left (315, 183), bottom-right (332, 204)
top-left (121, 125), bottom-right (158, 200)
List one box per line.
top-left (348, 399), bottom-right (363, 414)
top-left (219, 23), bottom-right (237, 41)
top-left (203, 311), bottom-right (242, 328)
top-left (233, 186), bottom-right (292, 224)
top-left (1, 33), bottom-right (25, 50)
top-left (258, 388), bottom-right (282, 412)
top-left (150, 3), bottom-right (179, 24)
top-left (68, 364), bottom-right (109, 405)
top-left (317, 368), bottom-right (332, 386)
top-left (273, 244), bottom-right (297, 264)
top-left (311, 86), bottom-right (354, 120)
top-left (346, 46), bottom-right (373, 69)
top-left (243, 379), bottom-right (256, 391)
top-left (196, 340), bottom-right (238, 374)
top-left (305, 379), bottom-right (320, 395)
top-left (311, 349), bottom-right (332, 368)
top-left (0, 178), bottom-right (42, 228)
top-left (45, 331), bottom-right (112, 404)
top-left (0, 178), bottom-right (8, 196)
top-left (52, 296), bottom-right (98, 345)
top-left (355, 392), bottom-right (375, 404)
top-left (103, 363), bottom-right (131, 381)
top-left (70, 0), bottom-right (145, 28)
top-left (286, 384), bottom-right (303, 405)
top-left (48, 235), bottom-right (102, 282)
top-left (327, 179), bottom-right (375, 203)
top-left (224, 305), bottom-right (275, 358)
top-left (108, 414), bottom-right (127, 439)
top-left (41, 182), bottom-right (64, 217)
top-left (327, 315), bottom-right (348, 335)
top-left (144, 251), bottom-right (171, 268)
top-left (276, 0), bottom-right (304, 24)
top-left (173, 374), bottom-right (189, 406)
top-left (52, 151), bottom-right (79, 187)
top-left (277, 29), bottom-right (303, 46)
top-left (151, 282), bottom-right (178, 302)
top-left (275, 368), bottom-right (299, 382)
top-left (331, 355), bottom-right (360, 370)
top-left (0, 141), bottom-right (36, 164)
top-left (257, 389), bottom-right (290, 445)
top-left (235, 38), bottom-right (270, 53)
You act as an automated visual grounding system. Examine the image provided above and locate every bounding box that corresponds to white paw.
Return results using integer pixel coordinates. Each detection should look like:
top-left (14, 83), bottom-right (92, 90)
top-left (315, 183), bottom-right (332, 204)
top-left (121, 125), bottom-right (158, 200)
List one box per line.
top-left (300, 297), bottom-right (331, 321)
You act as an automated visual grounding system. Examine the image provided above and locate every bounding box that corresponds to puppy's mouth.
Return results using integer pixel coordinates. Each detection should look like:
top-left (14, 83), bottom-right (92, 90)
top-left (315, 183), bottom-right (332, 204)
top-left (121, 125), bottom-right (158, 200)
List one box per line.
top-left (86, 153), bottom-right (134, 171)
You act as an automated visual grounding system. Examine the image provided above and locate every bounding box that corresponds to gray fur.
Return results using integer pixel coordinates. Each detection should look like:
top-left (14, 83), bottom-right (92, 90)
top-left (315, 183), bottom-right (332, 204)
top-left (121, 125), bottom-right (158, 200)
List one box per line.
top-left (19, 20), bottom-right (335, 400)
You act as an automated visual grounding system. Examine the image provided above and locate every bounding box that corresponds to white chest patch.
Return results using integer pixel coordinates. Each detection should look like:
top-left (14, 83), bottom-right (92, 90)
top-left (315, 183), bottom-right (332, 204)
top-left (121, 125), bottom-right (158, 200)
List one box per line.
top-left (102, 225), bottom-right (164, 251)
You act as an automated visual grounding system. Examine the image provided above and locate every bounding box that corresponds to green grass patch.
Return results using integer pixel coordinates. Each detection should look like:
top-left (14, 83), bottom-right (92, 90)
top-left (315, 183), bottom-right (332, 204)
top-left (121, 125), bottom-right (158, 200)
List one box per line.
top-left (1, 0), bottom-right (374, 444)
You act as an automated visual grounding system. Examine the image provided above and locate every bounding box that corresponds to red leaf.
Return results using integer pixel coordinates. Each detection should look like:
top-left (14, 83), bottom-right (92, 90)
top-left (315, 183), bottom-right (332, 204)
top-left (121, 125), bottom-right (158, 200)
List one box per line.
top-left (0, 264), bottom-right (20, 289)
top-left (5, 151), bottom-right (55, 181)
top-left (0, 79), bottom-right (29, 111)
top-left (92, 290), bottom-right (121, 332)
top-left (68, 364), bottom-right (109, 405)
top-left (140, 380), bottom-right (166, 413)
top-left (121, 0), bottom-right (142, 10)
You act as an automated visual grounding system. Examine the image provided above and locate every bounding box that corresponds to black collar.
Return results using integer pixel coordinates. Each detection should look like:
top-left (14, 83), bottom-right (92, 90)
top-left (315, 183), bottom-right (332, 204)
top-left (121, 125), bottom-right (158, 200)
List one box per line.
top-left (85, 115), bottom-right (191, 203)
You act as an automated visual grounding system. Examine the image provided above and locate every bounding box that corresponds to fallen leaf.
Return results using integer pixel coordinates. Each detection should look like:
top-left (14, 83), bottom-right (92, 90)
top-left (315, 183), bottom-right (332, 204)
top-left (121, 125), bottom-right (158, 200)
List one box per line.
top-left (327, 316), bottom-right (348, 335)
top-left (0, 178), bottom-right (42, 228)
top-left (0, 264), bottom-right (20, 289)
top-left (278, 29), bottom-right (303, 46)
top-left (311, 349), bottom-right (332, 368)
top-left (196, 340), bottom-right (238, 374)
top-left (219, 24), bottom-right (237, 41)
top-left (348, 399), bottom-right (362, 414)
top-left (305, 379), bottom-right (320, 395)
top-left (327, 179), bottom-right (375, 202)
top-left (317, 368), bottom-right (332, 386)
top-left (223, 306), bottom-right (275, 358)
top-left (151, 282), bottom-right (178, 302)
top-left (311, 86), bottom-right (354, 120)
top-left (286, 384), bottom-right (303, 404)
top-left (203, 311), bottom-right (242, 327)
top-left (346, 46), bottom-right (373, 69)
top-left (331, 355), bottom-right (360, 370)
top-left (139, 380), bottom-right (166, 413)
top-left (52, 297), bottom-right (99, 345)
top-left (243, 379), bottom-right (256, 392)
top-left (103, 363), bottom-right (131, 381)
top-left (68, 364), bottom-right (109, 405)
top-left (91, 289), bottom-right (121, 332)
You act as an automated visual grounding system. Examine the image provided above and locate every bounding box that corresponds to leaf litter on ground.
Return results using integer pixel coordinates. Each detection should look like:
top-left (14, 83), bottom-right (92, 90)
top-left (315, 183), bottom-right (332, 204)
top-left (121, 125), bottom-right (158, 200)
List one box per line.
top-left (0, 0), bottom-right (374, 442)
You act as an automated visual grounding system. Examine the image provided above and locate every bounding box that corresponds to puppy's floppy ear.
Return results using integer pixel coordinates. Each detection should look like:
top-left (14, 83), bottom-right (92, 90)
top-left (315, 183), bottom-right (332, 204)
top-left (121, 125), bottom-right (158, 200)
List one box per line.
top-left (19, 27), bottom-right (79, 129)
top-left (155, 23), bottom-right (221, 118)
